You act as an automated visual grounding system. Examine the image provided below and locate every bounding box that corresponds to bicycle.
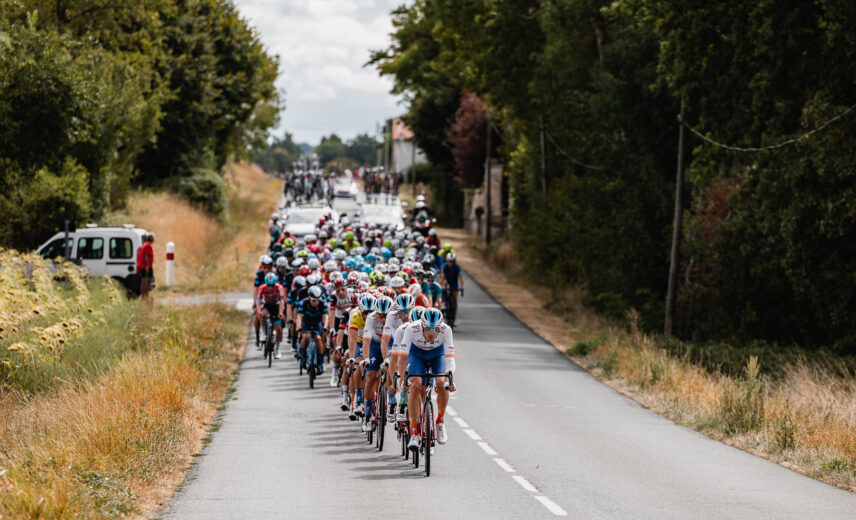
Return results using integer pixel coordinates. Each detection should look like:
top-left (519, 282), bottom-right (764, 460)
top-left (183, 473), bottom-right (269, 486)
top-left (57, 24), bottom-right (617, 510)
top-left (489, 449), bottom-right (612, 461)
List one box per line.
top-left (262, 315), bottom-right (275, 368)
top-left (298, 336), bottom-right (320, 389)
top-left (442, 287), bottom-right (463, 328)
top-left (393, 373), bottom-right (409, 458)
top-left (372, 363), bottom-right (389, 452)
top-left (405, 370), bottom-right (454, 477)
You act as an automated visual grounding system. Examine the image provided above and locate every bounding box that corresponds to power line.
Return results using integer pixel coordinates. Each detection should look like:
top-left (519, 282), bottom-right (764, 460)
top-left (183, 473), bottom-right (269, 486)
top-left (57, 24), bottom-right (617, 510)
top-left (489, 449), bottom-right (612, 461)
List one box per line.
top-left (679, 102), bottom-right (856, 152)
top-left (544, 131), bottom-right (603, 170)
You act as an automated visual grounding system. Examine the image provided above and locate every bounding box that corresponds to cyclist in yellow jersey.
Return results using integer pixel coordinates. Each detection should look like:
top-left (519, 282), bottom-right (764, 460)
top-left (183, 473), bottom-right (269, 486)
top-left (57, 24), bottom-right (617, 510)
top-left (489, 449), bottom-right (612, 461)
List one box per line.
top-left (343, 293), bottom-right (374, 419)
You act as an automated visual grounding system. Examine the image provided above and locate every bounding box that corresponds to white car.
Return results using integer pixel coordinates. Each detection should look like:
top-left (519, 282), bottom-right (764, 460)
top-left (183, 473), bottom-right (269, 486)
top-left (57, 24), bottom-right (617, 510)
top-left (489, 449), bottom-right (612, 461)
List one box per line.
top-left (36, 224), bottom-right (152, 292)
top-left (359, 204), bottom-right (405, 229)
top-left (282, 205), bottom-right (339, 239)
top-left (333, 179), bottom-right (358, 198)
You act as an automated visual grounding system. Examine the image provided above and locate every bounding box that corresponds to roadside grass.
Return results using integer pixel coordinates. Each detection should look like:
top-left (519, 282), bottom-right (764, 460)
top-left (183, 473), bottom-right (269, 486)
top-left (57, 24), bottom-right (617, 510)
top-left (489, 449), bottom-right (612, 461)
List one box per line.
top-left (109, 160), bottom-right (279, 293)
top-left (0, 251), bottom-right (247, 517)
top-left (440, 228), bottom-right (856, 492)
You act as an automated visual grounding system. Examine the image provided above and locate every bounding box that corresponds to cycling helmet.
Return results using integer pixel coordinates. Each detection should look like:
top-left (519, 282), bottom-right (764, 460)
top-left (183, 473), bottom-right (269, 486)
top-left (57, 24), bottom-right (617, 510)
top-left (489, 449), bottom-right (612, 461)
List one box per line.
top-left (333, 277), bottom-right (347, 289)
top-left (297, 250), bottom-right (309, 258)
top-left (421, 307), bottom-right (443, 328)
top-left (347, 271), bottom-right (359, 285)
top-left (358, 293), bottom-right (376, 313)
top-left (409, 306), bottom-right (425, 322)
top-left (305, 233), bottom-right (317, 243)
top-left (293, 275), bottom-right (307, 287)
top-left (307, 258), bottom-right (321, 271)
top-left (408, 283), bottom-right (422, 296)
top-left (374, 296), bottom-right (393, 315)
top-left (380, 287), bottom-right (396, 299)
top-left (358, 280), bottom-right (370, 291)
top-left (307, 272), bottom-right (321, 285)
top-left (388, 257), bottom-right (400, 266)
top-left (318, 230), bottom-right (329, 240)
top-left (271, 243), bottom-right (283, 253)
top-left (394, 293), bottom-right (415, 312)
top-left (324, 260), bottom-right (338, 272)
top-left (358, 272), bottom-right (370, 282)
top-left (395, 249), bottom-right (405, 258)
top-left (428, 229), bottom-right (437, 237)
top-left (259, 255), bottom-right (267, 265)
top-left (443, 243), bottom-right (452, 251)
top-left (381, 248), bottom-right (392, 260)
top-left (345, 258), bottom-right (356, 270)
top-left (397, 271), bottom-right (411, 283)
top-left (333, 249), bottom-right (347, 262)
top-left (308, 285), bottom-right (323, 299)
top-left (284, 237), bottom-right (295, 247)
top-left (446, 252), bottom-right (457, 261)
top-left (264, 272), bottom-right (278, 286)
top-left (291, 258), bottom-right (305, 268)
top-left (349, 291), bottom-right (360, 306)
top-left (299, 265), bottom-right (311, 277)
top-left (345, 231), bottom-right (354, 240)
top-left (388, 276), bottom-right (405, 289)
top-left (261, 255), bottom-right (274, 267)
top-left (365, 253), bottom-right (377, 264)
top-left (275, 256), bottom-right (289, 268)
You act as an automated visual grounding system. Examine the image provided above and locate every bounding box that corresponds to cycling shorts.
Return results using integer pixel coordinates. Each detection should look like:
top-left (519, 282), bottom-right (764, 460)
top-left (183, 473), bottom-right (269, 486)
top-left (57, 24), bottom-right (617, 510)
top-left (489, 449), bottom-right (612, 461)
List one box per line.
top-left (301, 320), bottom-right (323, 334)
top-left (335, 316), bottom-right (349, 330)
top-left (364, 338), bottom-right (383, 373)
top-left (263, 304), bottom-right (283, 326)
top-left (406, 346), bottom-right (446, 385)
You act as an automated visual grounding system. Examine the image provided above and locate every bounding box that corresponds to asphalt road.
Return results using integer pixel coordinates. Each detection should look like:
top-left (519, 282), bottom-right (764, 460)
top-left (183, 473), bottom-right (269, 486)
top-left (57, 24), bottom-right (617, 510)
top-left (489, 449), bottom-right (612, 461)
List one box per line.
top-left (162, 263), bottom-right (856, 519)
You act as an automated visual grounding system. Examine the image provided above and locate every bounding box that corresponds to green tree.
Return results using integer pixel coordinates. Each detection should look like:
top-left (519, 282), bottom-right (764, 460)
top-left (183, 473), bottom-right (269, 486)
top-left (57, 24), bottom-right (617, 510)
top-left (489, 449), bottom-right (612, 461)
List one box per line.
top-left (314, 134), bottom-right (347, 166)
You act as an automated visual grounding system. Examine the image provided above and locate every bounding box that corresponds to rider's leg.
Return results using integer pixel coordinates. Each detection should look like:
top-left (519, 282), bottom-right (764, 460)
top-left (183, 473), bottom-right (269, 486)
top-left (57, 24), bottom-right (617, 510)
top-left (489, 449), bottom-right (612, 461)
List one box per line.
top-left (435, 377), bottom-right (449, 420)
top-left (275, 323), bottom-right (282, 342)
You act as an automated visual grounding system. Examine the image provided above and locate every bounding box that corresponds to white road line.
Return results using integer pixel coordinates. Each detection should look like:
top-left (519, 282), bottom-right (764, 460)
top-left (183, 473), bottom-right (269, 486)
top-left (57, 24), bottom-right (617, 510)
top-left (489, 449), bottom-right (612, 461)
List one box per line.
top-left (453, 417), bottom-right (469, 428)
top-left (235, 298), bottom-right (253, 312)
top-left (535, 496), bottom-right (568, 516)
top-left (493, 457), bottom-right (515, 473)
top-left (463, 429), bottom-right (482, 441)
top-left (512, 475), bottom-right (539, 493)
top-left (446, 405), bottom-right (458, 416)
top-left (477, 442), bottom-right (497, 455)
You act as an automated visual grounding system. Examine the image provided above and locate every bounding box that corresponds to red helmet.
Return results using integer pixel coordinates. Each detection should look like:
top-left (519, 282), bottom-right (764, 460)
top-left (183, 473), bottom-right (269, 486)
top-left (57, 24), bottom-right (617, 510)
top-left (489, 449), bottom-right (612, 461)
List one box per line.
top-left (349, 291), bottom-right (360, 305)
top-left (299, 265), bottom-right (311, 276)
top-left (380, 287), bottom-right (395, 299)
top-left (402, 266), bottom-right (414, 275)
top-left (333, 278), bottom-right (347, 289)
top-left (310, 244), bottom-right (321, 254)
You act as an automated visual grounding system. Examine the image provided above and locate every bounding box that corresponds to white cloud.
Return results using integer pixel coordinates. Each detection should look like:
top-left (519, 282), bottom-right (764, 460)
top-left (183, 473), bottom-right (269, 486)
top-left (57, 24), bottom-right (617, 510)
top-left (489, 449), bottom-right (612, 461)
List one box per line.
top-left (234, 0), bottom-right (405, 145)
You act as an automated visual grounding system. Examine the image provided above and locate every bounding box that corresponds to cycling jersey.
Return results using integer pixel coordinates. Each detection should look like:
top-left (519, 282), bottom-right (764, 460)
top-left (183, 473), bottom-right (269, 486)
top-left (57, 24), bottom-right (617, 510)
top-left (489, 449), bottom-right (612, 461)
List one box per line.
top-left (391, 321), bottom-right (408, 357)
top-left (403, 321), bottom-right (455, 380)
top-left (330, 291), bottom-right (352, 322)
top-left (348, 308), bottom-right (366, 341)
top-left (382, 312), bottom-right (406, 356)
top-left (276, 269), bottom-right (293, 289)
top-left (298, 298), bottom-right (328, 323)
top-left (442, 263), bottom-right (461, 291)
top-left (422, 281), bottom-right (442, 301)
top-left (256, 284), bottom-right (285, 306)
top-left (254, 268), bottom-right (269, 287)
top-left (363, 311), bottom-right (386, 343)
top-left (401, 321), bottom-right (454, 356)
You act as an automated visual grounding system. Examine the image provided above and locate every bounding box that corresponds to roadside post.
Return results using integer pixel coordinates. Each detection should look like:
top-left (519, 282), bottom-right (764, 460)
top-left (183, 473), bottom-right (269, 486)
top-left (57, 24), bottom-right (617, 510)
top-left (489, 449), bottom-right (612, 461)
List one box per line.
top-left (165, 242), bottom-right (175, 286)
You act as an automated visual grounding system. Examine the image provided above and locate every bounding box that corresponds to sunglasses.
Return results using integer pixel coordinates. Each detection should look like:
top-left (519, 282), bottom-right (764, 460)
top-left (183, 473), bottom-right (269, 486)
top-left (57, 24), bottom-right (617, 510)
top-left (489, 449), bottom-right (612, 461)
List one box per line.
top-left (423, 325), bottom-right (442, 333)
top-left (309, 297), bottom-right (320, 303)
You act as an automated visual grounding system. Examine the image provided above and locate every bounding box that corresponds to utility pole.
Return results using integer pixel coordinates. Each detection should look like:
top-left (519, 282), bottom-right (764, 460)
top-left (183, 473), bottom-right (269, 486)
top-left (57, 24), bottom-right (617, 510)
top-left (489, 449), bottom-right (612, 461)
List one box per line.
top-left (485, 114), bottom-right (493, 245)
top-left (665, 97), bottom-right (686, 337)
top-left (540, 115), bottom-right (546, 200)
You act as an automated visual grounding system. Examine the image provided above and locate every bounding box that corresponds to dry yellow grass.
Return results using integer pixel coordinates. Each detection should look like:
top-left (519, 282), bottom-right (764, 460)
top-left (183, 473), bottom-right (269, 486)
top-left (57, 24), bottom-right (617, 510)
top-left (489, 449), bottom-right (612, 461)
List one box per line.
top-left (440, 227), bottom-right (856, 492)
top-left (0, 303), bottom-right (245, 518)
top-left (110, 161), bottom-right (280, 292)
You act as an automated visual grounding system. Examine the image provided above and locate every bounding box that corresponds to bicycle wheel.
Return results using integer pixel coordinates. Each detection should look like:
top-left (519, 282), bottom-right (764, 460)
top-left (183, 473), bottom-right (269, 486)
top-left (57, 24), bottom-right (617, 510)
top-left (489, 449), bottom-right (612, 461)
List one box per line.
top-left (308, 343), bottom-right (316, 388)
top-left (377, 388), bottom-right (386, 452)
top-left (298, 345), bottom-right (304, 376)
top-left (267, 337), bottom-right (273, 368)
top-left (424, 400), bottom-right (434, 477)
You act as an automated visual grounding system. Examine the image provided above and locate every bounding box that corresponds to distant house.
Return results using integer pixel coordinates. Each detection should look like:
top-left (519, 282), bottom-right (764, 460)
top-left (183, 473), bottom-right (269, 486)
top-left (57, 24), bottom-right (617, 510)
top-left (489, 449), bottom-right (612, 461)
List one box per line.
top-left (389, 117), bottom-right (426, 175)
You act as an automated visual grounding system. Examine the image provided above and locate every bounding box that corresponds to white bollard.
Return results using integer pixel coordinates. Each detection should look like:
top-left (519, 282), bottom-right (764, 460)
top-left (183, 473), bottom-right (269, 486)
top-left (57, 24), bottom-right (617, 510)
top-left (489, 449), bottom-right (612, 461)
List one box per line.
top-left (165, 241), bottom-right (175, 286)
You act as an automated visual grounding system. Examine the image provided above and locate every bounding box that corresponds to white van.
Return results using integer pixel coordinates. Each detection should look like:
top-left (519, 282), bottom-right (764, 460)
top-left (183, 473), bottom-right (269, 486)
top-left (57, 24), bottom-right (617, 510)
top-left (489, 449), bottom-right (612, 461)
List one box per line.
top-left (36, 224), bottom-right (153, 293)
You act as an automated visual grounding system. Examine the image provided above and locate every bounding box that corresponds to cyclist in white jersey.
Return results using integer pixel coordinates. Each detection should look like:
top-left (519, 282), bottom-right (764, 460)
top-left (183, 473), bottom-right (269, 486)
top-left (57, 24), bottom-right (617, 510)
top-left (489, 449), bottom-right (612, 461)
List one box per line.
top-left (402, 308), bottom-right (455, 449)
top-left (360, 296), bottom-right (394, 432)
top-left (381, 293), bottom-right (415, 420)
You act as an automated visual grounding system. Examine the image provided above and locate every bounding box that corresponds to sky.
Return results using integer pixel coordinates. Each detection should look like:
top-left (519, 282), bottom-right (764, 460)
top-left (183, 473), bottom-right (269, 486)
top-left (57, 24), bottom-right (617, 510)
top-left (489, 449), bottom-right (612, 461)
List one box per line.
top-left (233, 0), bottom-right (405, 147)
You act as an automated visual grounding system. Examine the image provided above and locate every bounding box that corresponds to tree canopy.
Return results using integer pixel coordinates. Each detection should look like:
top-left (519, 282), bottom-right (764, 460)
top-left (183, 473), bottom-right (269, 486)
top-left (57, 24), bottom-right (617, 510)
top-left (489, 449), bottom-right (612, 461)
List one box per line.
top-left (372, 0), bottom-right (856, 351)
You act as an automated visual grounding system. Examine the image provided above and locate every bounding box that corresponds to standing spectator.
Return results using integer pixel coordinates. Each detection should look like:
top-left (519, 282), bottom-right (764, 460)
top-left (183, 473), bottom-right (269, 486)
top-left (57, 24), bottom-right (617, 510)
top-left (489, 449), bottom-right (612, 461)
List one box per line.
top-left (138, 233), bottom-right (155, 299)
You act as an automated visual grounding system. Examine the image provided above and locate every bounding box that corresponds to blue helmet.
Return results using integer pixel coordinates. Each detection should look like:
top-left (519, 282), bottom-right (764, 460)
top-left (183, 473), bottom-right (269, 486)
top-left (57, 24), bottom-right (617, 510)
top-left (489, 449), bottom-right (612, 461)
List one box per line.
top-left (365, 253), bottom-right (377, 265)
top-left (381, 248), bottom-right (392, 260)
top-left (421, 307), bottom-right (443, 327)
top-left (264, 272), bottom-right (278, 286)
top-left (409, 306), bottom-right (425, 322)
top-left (394, 293), bottom-right (415, 312)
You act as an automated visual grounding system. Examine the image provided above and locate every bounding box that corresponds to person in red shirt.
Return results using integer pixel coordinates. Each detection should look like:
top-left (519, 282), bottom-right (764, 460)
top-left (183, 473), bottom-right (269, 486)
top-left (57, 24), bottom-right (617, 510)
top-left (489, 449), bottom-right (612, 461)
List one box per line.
top-left (137, 233), bottom-right (155, 299)
top-left (408, 283), bottom-right (431, 308)
top-left (256, 272), bottom-right (286, 359)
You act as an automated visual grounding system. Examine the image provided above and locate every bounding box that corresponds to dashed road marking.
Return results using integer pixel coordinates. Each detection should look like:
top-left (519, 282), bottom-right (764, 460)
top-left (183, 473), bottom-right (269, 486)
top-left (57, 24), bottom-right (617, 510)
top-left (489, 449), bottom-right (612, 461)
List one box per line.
top-left (535, 496), bottom-right (568, 516)
top-left (235, 298), bottom-right (253, 312)
top-left (493, 457), bottom-right (515, 473)
top-left (451, 407), bottom-right (568, 516)
top-left (513, 475), bottom-right (539, 493)
top-left (463, 429), bottom-right (482, 441)
top-left (477, 442), bottom-right (497, 455)
top-left (446, 405), bottom-right (458, 416)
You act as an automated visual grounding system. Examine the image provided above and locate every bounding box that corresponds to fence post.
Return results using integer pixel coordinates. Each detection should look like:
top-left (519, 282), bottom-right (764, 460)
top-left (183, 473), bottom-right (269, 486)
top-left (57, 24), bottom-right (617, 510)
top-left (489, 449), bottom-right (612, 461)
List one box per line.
top-left (165, 242), bottom-right (175, 287)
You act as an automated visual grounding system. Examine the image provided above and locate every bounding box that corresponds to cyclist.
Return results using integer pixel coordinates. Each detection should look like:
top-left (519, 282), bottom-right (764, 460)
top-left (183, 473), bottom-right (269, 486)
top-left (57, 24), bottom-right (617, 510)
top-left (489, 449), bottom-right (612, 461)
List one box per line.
top-left (404, 308), bottom-right (455, 449)
top-left (441, 253), bottom-right (462, 328)
top-left (256, 272), bottom-right (286, 359)
top-left (360, 295), bottom-right (393, 432)
top-left (253, 255), bottom-right (274, 348)
top-left (421, 269), bottom-right (443, 309)
top-left (328, 278), bottom-right (351, 386)
top-left (345, 293), bottom-right (375, 418)
top-left (297, 285), bottom-right (328, 374)
top-left (381, 293), bottom-right (415, 420)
